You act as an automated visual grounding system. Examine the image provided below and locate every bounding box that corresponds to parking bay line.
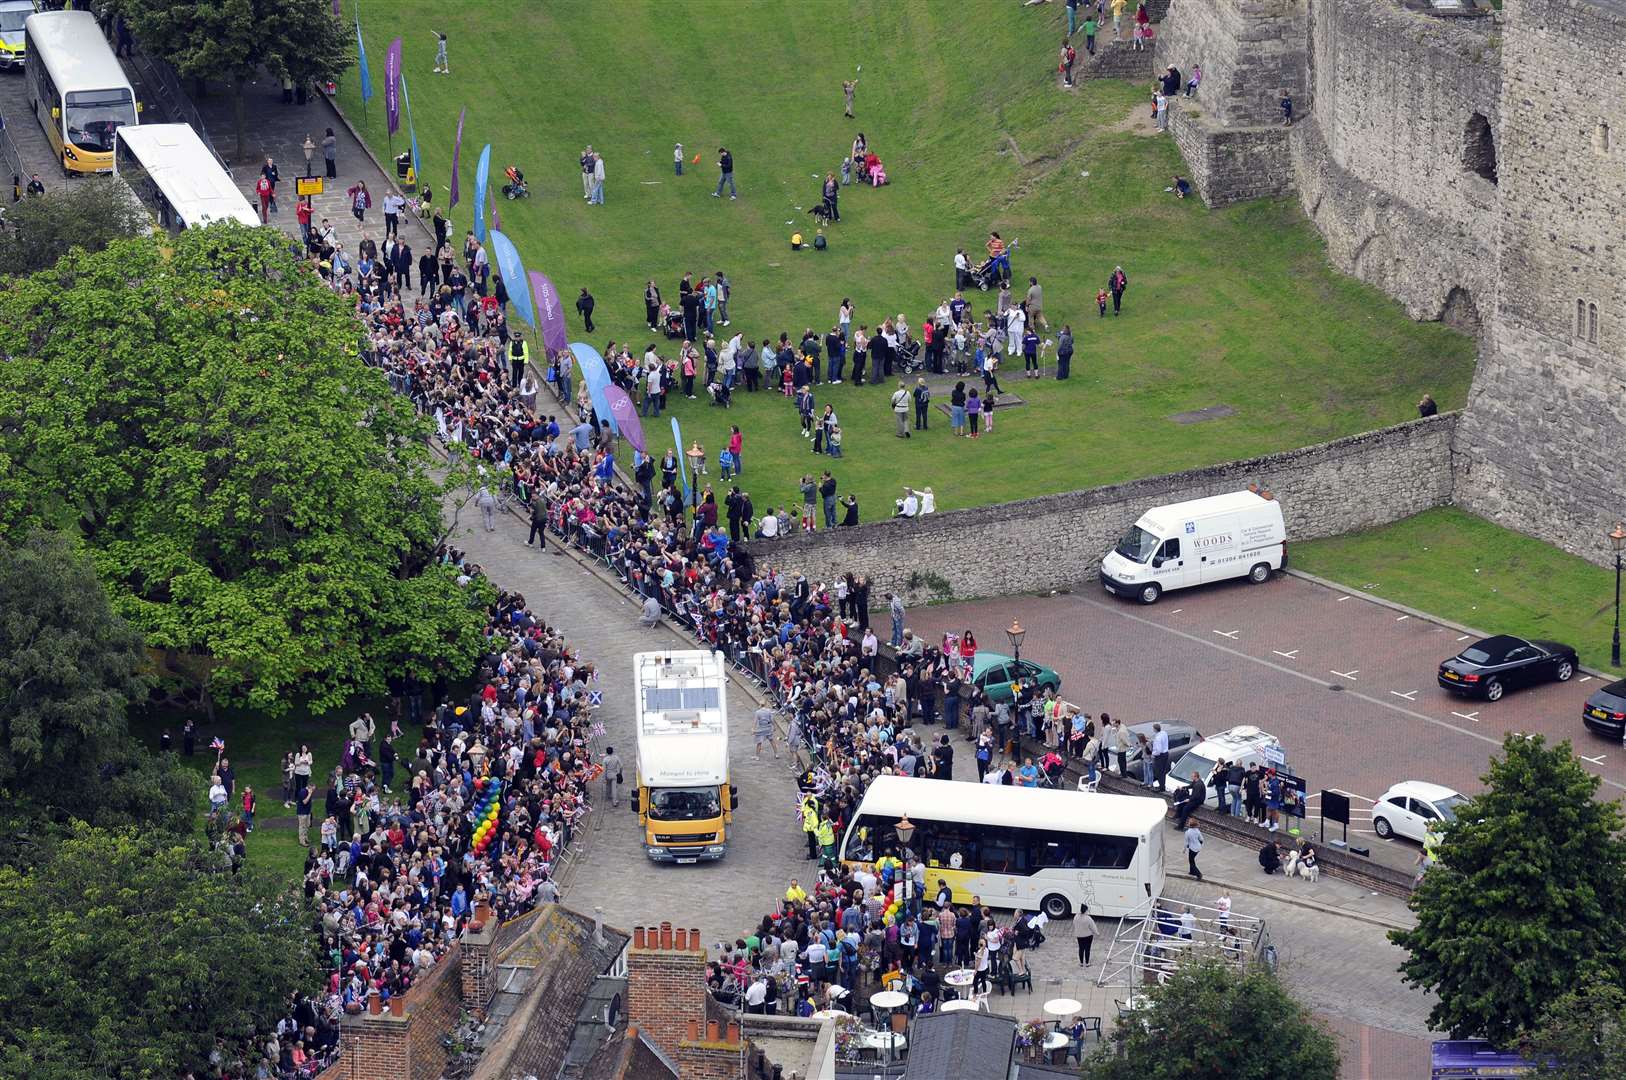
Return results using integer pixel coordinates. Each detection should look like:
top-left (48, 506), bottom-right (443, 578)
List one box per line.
top-left (1580, 675), bottom-right (1594, 683)
top-left (1395, 614), bottom-right (1410, 622)
top-left (1452, 710), bottom-right (1480, 723)
top-left (1212, 629), bottom-right (1240, 639)
top-left (1390, 689), bottom-right (1419, 701)
top-left (1273, 649), bottom-right (1299, 659)
top-left (1584, 754), bottom-right (1608, 766)
top-left (1330, 669), bottom-right (1359, 681)
top-left (1076, 594), bottom-right (1626, 795)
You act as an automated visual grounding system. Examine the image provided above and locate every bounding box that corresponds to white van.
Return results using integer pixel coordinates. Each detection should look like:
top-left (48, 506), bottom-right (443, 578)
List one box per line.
top-left (1100, 490), bottom-right (1286, 604)
top-left (1168, 726), bottom-right (1287, 809)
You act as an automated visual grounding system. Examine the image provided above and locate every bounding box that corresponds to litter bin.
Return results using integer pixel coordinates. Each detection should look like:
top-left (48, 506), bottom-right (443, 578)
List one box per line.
top-left (395, 153), bottom-right (411, 180)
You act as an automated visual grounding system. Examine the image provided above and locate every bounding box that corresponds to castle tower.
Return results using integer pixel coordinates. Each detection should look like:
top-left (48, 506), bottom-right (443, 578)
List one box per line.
top-left (1453, 0), bottom-right (1626, 560)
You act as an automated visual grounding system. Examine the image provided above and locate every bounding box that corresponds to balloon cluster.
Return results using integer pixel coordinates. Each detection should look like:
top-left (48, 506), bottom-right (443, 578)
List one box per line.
top-left (875, 855), bottom-right (905, 925)
top-left (471, 778), bottom-right (503, 856)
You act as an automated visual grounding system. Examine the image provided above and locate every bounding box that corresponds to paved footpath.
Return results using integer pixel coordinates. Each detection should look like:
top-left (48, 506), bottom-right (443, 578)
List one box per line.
top-left (185, 72), bottom-right (433, 254)
top-left (445, 497), bottom-right (1437, 1077)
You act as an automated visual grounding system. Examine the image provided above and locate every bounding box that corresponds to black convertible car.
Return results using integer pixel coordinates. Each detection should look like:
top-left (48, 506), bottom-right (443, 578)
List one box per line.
top-left (1438, 635), bottom-right (1578, 702)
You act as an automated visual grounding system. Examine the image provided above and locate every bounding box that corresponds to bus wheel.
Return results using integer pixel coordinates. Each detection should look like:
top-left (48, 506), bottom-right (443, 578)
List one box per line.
top-left (1041, 893), bottom-right (1072, 920)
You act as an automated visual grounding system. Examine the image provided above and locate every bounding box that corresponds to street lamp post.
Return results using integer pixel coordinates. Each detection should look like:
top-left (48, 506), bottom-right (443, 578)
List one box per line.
top-left (1006, 619), bottom-right (1026, 664)
top-left (1611, 524), bottom-right (1626, 668)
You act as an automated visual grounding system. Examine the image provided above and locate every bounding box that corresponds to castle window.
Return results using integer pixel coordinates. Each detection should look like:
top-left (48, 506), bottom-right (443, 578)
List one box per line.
top-left (1578, 300), bottom-right (1587, 338)
top-left (1597, 121), bottom-right (1612, 154)
top-left (1589, 303), bottom-right (1599, 345)
top-left (1463, 113), bottom-right (1497, 184)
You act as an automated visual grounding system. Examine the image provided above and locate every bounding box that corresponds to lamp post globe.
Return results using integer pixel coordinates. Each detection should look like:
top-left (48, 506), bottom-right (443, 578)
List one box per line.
top-left (1006, 620), bottom-right (1026, 663)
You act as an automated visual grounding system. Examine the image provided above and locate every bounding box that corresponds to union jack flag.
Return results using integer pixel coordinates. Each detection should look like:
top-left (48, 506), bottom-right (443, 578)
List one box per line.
top-left (591, 720), bottom-right (606, 737)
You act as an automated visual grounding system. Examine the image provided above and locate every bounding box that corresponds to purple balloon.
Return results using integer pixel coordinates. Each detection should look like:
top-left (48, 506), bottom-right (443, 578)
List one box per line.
top-left (603, 386), bottom-right (646, 455)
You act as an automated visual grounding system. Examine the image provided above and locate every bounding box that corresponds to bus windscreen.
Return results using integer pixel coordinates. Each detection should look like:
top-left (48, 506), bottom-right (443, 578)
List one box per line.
top-left (65, 89), bottom-right (135, 152)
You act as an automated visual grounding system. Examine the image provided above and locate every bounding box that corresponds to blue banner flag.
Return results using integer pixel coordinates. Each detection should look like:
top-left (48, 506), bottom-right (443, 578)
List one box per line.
top-left (571, 342), bottom-right (616, 436)
top-left (355, 17), bottom-right (374, 104)
top-left (488, 230), bottom-right (536, 329)
top-left (400, 71), bottom-right (421, 179)
top-left (449, 107), bottom-right (466, 208)
top-left (472, 144), bottom-right (492, 243)
top-left (671, 417), bottom-right (690, 504)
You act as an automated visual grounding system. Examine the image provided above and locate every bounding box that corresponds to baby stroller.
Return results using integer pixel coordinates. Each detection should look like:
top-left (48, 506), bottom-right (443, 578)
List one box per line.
top-left (661, 307), bottom-right (685, 339)
top-left (502, 166), bottom-right (529, 199)
top-left (895, 335), bottom-right (923, 374)
top-left (706, 379), bottom-right (732, 407)
top-left (969, 257), bottom-right (1002, 292)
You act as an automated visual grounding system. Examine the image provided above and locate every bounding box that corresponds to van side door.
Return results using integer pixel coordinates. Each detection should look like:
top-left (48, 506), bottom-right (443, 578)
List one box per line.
top-left (1150, 537), bottom-right (1192, 591)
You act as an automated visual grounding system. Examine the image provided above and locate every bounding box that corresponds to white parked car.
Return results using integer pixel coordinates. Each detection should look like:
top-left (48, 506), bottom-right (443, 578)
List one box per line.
top-left (1372, 781), bottom-right (1468, 843)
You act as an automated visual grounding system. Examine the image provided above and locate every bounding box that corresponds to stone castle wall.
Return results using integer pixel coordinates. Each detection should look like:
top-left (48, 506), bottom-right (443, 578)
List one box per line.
top-left (1452, 0), bottom-right (1626, 563)
top-left (1296, 0), bottom-right (1502, 322)
top-left (770, 415), bottom-right (1459, 606)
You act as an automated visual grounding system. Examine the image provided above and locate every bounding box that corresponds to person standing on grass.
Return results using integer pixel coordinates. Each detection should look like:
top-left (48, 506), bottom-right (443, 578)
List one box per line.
top-left (891, 380), bottom-right (912, 439)
top-left (1083, 10), bottom-right (1098, 55)
top-left (713, 147), bottom-right (736, 199)
top-left (1109, 265), bottom-right (1128, 315)
top-left (432, 30), bottom-right (449, 74)
top-left (644, 280), bottom-right (661, 330)
top-left (715, 270), bottom-right (732, 326)
top-left (241, 785), bottom-right (256, 833)
top-left (1065, 0), bottom-right (1080, 36)
top-left (590, 151), bottom-right (606, 204)
top-left (820, 471), bottom-right (838, 528)
top-left (1056, 325), bottom-right (1073, 380)
top-left (913, 376), bottom-right (931, 430)
top-left (673, 141), bottom-right (684, 176)
top-left (576, 287), bottom-right (596, 333)
top-left (1060, 38), bottom-right (1077, 88)
top-left (843, 78), bottom-right (859, 117)
top-left (581, 146), bottom-right (595, 200)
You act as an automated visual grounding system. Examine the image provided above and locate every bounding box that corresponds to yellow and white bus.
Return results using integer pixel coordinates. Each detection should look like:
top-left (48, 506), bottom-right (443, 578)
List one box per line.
top-left (840, 774), bottom-right (1167, 919)
top-left (25, 9), bottom-right (138, 175)
top-left (115, 123), bottom-right (258, 232)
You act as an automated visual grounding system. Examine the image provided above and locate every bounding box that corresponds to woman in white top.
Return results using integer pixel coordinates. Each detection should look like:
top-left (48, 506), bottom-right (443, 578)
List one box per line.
top-left (973, 935), bottom-right (991, 992)
top-left (208, 776), bottom-right (228, 810)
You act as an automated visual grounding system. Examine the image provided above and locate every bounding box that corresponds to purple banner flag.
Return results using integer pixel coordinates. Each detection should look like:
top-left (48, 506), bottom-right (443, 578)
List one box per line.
top-left (604, 386), bottom-right (646, 454)
top-left (384, 37), bottom-right (402, 135)
top-left (528, 271), bottom-right (568, 354)
top-left (448, 107), bottom-right (465, 208)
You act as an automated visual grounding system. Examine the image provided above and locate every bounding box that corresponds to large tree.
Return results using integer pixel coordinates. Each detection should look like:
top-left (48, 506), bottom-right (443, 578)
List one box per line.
top-left (1390, 733), bottom-right (1626, 1045)
top-left (0, 224), bottom-right (491, 715)
top-left (0, 824), bottom-right (320, 1078)
top-left (105, 0), bottom-right (352, 162)
top-left (0, 178), bottom-right (150, 277)
top-left (1528, 985), bottom-right (1626, 1079)
top-left (0, 530), bottom-right (195, 866)
top-left (1081, 958), bottom-right (1339, 1080)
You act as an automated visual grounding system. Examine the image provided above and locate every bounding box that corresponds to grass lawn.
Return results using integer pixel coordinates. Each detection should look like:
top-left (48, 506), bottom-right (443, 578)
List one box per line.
top-left (128, 698), bottom-right (386, 881)
top-left (1294, 508), bottom-right (1626, 675)
top-left (340, 0), bottom-right (1475, 518)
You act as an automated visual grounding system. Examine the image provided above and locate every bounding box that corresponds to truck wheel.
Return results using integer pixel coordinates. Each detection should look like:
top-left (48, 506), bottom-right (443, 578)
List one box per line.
top-left (1041, 893), bottom-right (1072, 920)
top-left (1138, 583), bottom-right (1161, 605)
top-left (1248, 562), bottom-right (1271, 584)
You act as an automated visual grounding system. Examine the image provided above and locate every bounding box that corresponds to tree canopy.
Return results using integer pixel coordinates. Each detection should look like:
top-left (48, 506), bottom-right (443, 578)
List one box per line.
top-left (105, 0), bottom-right (353, 161)
top-left (0, 824), bottom-right (319, 1078)
top-left (0, 224), bottom-right (491, 715)
top-left (1390, 733), bottom-right (1626, 1046)
top-left (0, 530), bottom-right (195, 866)
top-left (1080, 957), bottom-right (1339, 1080)
top-left (0, 178), bottom-right (151, 278)
top-left (1528, 985), bottom-right (1626, 1079)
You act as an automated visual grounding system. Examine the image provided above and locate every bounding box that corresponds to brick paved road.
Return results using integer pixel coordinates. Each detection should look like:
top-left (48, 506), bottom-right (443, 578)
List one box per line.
top-left (906, 572), bottom-right (1615, 868)
top-left (445, 504), bottom-right (1438, 1076)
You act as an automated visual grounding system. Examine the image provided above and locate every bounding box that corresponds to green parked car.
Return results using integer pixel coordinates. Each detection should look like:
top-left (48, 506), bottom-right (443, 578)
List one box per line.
top-left (971, 651), bottom-right (1062, 704)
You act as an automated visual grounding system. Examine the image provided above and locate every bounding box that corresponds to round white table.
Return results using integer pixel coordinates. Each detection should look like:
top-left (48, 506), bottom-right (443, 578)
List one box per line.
top-left (939, 999), bottom-right (979, 1012)
top-left (870, 990), bottom-right (909, 1010)
top-left (943, 969), bottom-right (975, 987)
top-left (1043, 997), bottom-right (1083, 1019)
top-left (1043, 1031), bottom-right (1071, 1050)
